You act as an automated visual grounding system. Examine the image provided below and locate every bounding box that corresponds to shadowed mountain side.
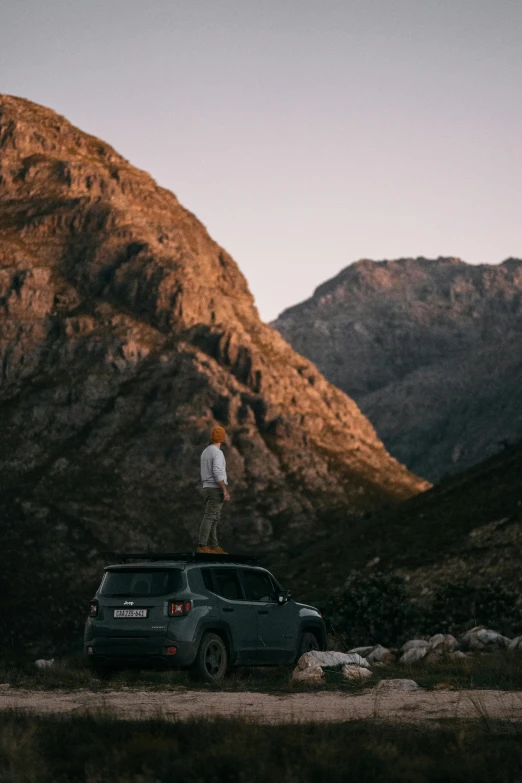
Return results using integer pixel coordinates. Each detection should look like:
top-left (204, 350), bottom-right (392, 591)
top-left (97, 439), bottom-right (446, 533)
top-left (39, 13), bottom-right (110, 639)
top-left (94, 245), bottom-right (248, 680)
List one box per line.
top-left (362, 335), bottom-right (522, 480)
top-left (0, 96), bottom-right (427, 652)
top-left (274, 440), bottom-right (522, 605)
top-left (273, 257), bottom-right (522, 481)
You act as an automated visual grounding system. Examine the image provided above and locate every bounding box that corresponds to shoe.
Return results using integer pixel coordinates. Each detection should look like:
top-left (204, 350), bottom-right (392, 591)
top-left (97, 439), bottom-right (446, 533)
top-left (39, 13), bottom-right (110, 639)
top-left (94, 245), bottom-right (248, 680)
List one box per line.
top-left (196, 546), bottom-right (213, 553)
top-left (210, 547), bottom-right (228, 554)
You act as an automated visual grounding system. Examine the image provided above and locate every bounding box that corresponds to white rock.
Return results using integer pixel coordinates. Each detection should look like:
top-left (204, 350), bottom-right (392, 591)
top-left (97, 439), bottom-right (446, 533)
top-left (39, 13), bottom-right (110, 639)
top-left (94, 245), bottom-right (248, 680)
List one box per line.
top-left (35, 659), bottom-right (55, 669)
top-left (475, 629), bottom-right (511, 648)
top-left (463, 636), bottom-right (485, 651)
top-left (367, 645), bottom-right (395, 664)
top-left (428, 633), bottom-right (457, 652)
top-left (459, 627), bottom-right (482, 650)
top-left (376, 679), bottom-right (420, 692)
top-left (297, 650), bottom-right (370, 671)
top-left (291, 665), bottom-right (324, 684)
top-left (347, 646), bottom-right (374, 657)
top-left (508, 636), bottom-right (522, 652)
top-left (462, 625), bottom-right (484, 635)
top-left (400, 646), bottom-right (428, 665)
top-left (342, 664), bottom-right (373, 682)
top-left (400, 639), bottom-right (429, 653)
top-left (449, 651), bottom-right (467, 659)
top-left (460, 627), bottom-right (511, 651)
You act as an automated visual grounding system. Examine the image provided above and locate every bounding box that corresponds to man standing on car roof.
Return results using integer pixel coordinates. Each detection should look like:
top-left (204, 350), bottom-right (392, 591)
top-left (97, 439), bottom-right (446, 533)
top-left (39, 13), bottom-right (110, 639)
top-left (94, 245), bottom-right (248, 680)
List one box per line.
top-left (197, 426), bottom-right (230, 554)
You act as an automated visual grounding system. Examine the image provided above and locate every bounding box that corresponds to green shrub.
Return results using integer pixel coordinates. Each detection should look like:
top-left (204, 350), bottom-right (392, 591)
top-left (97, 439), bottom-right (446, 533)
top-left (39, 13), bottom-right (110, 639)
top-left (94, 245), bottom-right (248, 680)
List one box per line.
top-left (322, 572), bottom-right (418, 648)
top-left (422, 580), bottom-right (522, 638)
top-left (323, 573), bottom-right (522, 649)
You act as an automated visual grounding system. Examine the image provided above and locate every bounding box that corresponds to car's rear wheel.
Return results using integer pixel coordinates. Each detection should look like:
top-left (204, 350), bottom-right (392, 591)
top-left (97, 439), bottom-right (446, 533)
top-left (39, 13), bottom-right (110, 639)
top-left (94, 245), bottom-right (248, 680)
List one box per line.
top-left (297, 631), bottom-right (320, 660)
top-left (189, 633), bottom-right (228, 683)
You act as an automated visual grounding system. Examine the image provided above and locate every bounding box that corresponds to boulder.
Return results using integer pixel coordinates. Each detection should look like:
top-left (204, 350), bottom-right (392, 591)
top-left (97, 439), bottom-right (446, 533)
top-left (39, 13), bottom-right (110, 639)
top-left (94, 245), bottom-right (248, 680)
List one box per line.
top-left (366, 645), bottom-right (395, 665)
top-left (423, 634), bottom-right (459, 663)
top-left (291, 665), bottom-right (324, 684)
top-left (296, 651), bottom-right (370, 671)
top-left (400, 646), bottom-right (428, 665)
top-left (35, 659), bottom-right (55, 669)
top-left (347, 646), bottom-right (374, 657)
top-left (428, 634), bottom-right (457, 653)
top-left (449, 651), bottom-right (467, 660)
top-left (400, 639), bottom-right (429, 653)
top-left (508, 636), bottom-right (522, 653)
top-left (342, 664), bottom-right (373, 682)
top-left (376, 679), bottom-right (420, 692)
top-left (475, 629), bottom-right (511, 648)
top-left (426, 633), bottom-right (445, 650)
top-left (459, 626), bottom-right (486, 650)
top-left (459, 627), bottom-right (511, 651)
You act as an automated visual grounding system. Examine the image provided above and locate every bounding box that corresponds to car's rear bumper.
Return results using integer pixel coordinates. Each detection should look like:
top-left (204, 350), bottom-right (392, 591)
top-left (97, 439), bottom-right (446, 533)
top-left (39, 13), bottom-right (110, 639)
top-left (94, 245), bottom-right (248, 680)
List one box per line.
top-left (84, 637), bottom-right (197, 667)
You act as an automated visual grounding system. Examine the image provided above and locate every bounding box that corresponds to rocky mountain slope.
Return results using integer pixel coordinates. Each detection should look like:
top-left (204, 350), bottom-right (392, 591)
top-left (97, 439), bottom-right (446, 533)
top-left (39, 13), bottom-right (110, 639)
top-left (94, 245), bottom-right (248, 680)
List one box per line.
top-left (273, 257), bottom-right (522, 481)
top-left (0, 96), bottom-right (426, 652)
top-left (275, 438), bottom-right (522, 605)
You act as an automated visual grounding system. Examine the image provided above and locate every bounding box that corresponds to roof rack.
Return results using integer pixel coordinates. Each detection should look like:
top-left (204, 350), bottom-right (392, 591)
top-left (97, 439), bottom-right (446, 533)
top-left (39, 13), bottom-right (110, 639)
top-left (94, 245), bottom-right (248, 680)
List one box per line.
top-left (117, 552), bottom-right (260, 566)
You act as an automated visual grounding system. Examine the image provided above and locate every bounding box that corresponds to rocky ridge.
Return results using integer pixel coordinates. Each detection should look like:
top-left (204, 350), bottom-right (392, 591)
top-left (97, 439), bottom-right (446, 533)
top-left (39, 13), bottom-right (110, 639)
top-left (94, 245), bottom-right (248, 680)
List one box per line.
top-left (0, 96), bottom-right (426, 651)
top-left (273, 257), bottom-right (522, 481)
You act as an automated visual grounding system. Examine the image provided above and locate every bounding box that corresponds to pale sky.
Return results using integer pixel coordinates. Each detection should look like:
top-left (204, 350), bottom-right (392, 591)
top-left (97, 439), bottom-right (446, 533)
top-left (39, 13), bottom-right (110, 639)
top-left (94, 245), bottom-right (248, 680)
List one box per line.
top-left (1, 1), bottom-right (521, 320)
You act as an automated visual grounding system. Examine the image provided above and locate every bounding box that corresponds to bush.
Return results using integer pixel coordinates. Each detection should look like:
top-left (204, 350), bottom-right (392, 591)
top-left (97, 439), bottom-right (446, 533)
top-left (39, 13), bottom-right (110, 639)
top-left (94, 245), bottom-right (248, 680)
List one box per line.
top-left (422, 580), bottom-right (522, 638)
top-left (322, 572), bottom-right (418, 648)
top-left (323, 573), bottom-right (522, 649)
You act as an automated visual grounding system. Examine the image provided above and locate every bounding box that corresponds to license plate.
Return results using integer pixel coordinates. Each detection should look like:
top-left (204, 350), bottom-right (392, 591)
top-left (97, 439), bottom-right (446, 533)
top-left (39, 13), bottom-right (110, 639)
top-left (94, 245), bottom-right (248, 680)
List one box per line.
top-left (113, 609), bottom-right (148, 618)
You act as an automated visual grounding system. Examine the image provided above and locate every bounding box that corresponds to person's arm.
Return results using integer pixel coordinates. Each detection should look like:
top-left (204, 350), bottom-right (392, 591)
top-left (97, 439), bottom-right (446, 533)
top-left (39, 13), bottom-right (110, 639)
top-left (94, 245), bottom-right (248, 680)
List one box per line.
top-left (217, 479), bottom-right (230, 501)
top-left (213, 452), bottom-right (230, 501)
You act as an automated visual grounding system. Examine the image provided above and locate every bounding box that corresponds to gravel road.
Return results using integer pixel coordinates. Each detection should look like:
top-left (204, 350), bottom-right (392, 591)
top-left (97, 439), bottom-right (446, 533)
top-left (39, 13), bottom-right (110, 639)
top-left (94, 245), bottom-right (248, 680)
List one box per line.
top-left (2, 687), bottom-right (522, 724)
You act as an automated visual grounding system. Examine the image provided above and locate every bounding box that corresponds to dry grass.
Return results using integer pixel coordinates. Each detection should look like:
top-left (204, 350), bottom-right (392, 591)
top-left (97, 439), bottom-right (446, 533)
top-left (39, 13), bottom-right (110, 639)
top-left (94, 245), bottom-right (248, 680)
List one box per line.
top-left (1, 650), bottom-right (522, 695)
top-left (1, 711), bottom-right (522, 783)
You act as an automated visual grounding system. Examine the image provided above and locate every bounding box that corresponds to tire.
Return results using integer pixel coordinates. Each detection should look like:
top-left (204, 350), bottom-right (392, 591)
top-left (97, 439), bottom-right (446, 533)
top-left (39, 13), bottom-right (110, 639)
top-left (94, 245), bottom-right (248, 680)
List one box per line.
top-left (189, 633), bottom-right (228, 683)
top-left (296, 631), bottom-right (320, 660)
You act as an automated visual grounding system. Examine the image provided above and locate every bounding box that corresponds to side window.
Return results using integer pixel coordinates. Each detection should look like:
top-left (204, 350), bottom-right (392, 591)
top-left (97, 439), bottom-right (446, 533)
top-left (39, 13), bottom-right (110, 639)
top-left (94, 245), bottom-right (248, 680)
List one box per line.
top-left (212, 569), bottom-right (243, 601)
top-left (241, 570), bottom-right (276, 602)
top-left (201, 569), bottom-right (214, 591)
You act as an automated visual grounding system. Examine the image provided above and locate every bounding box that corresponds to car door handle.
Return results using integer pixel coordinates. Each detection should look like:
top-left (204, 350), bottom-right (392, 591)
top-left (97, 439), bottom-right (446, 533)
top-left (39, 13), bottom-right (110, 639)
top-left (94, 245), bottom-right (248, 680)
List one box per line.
top-left (258, 610), bottom-right (269, 615)
top-left (222, 607), bottom-right (234, 613)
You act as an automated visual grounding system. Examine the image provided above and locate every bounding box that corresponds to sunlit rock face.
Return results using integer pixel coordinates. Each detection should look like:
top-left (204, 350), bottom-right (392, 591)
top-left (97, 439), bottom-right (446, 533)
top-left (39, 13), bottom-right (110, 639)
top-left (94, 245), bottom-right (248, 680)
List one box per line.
top-left (273, 256), bottom-right (522, 481)
top-left (0, 96), bottom-right (427, 648)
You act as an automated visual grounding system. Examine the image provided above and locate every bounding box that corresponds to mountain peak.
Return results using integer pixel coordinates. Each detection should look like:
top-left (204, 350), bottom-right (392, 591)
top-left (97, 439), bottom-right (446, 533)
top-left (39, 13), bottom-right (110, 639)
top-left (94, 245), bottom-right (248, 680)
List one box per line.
top-left (0, 98), bottom-right (428, 649)
top-left (273, 256), bottom-right (522, 482)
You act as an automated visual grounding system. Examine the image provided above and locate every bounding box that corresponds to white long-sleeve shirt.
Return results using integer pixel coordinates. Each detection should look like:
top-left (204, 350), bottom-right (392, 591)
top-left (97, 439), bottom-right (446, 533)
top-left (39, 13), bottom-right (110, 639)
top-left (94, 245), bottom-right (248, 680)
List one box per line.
top-left (200, 444), bottom-right (228, 488)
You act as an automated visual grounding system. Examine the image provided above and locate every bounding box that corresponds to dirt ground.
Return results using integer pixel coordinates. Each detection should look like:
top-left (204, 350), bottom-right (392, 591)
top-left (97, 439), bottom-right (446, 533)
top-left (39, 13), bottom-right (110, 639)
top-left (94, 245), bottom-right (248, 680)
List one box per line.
top-left (2, 687), bottom-right (522, 724)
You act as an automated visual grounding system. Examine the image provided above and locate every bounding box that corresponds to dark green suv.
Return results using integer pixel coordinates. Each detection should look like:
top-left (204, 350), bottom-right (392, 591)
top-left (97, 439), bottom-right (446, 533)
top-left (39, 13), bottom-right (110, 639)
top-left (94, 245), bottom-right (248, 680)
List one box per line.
top-left (84, 553), bottom-right (326, 682)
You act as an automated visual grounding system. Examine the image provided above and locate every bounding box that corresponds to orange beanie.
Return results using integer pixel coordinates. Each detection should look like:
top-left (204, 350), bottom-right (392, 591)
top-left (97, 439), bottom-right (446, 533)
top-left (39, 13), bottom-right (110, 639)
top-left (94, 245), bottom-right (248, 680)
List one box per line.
top-left (210, 426), bottom-right (226, 443)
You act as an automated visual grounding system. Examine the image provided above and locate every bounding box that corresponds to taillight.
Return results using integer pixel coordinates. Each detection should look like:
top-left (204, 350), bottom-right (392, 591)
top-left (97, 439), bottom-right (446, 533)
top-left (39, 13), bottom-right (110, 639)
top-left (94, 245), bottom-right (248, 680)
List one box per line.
top-left (89, 600), bottom-right (99, 618)
top-left (169, 600), bottom-right (191, 617)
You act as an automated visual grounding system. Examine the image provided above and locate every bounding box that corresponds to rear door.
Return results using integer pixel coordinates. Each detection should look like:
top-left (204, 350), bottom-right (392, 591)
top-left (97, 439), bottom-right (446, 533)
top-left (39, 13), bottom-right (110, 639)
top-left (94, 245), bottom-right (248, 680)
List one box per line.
top-left (97, 568), bottom-right (183, 638)
top-left (210, 568), bottom-right (259, 663)
top-left (240, 569), bottom-right (298, 663)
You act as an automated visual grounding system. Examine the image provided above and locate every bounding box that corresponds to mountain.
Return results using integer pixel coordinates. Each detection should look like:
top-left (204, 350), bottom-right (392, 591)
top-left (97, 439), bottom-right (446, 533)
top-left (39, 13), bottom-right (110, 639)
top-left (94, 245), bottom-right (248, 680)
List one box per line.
top-left (0, 96), bottom-right (426, 652)
top-left (273, 257), bottom-right (522, 481)
top-left (273, 438), bottom-right (522, 604)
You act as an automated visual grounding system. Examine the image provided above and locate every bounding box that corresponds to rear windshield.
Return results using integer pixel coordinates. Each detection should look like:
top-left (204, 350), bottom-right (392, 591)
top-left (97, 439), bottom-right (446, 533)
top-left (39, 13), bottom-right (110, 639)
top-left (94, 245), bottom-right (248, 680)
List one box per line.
top-left (100, 569), bottom-right (184, 597)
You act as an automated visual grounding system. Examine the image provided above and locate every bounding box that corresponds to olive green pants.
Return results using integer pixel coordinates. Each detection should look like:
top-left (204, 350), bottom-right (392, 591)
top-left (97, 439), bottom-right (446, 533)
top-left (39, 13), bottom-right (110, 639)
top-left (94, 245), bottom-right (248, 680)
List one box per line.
top-left (198, 488), bottom-right (224, 548)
